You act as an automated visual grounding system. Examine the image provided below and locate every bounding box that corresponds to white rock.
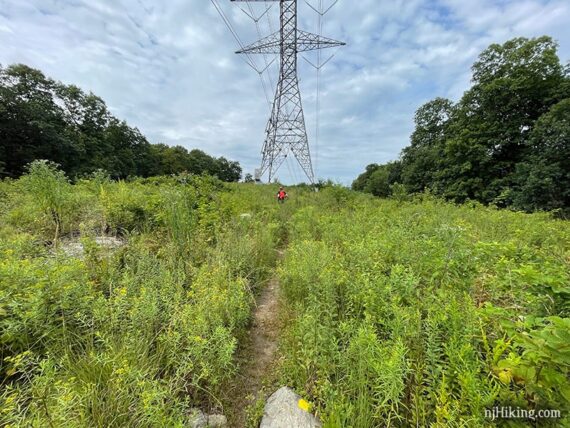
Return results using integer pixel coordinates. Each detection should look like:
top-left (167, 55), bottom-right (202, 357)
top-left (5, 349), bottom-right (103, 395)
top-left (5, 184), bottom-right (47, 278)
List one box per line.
top-left (59, 236), bottom-right (124, 258)
top-left (93, 236), bottom-right (124, 249)
top-left (260, 387), bottom-right (321, 428)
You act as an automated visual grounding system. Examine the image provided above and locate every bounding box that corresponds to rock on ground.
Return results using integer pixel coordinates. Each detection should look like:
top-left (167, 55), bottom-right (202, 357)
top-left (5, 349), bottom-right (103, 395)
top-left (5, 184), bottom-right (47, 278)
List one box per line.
top-left (186, 409), bottom-right (227, 428)
top-left (187, 409), bottom-right (208, 428)
top-left (60, 236), bottom-right (124, 258)
top-left (260, 387), bottom-right (321, 428)
top-left (206, 414), bottom-right (227, 428)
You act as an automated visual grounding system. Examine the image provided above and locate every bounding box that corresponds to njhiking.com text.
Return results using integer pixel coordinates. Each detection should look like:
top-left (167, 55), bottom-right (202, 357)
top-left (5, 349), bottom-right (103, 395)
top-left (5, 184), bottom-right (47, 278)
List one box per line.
top-left (485, 406), bottom-right (561, 421)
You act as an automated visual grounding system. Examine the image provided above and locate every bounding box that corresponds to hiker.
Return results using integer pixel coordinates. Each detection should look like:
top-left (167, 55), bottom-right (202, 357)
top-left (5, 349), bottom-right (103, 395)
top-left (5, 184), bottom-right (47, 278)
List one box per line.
top-left (277, 186), bottom-right (288, 203)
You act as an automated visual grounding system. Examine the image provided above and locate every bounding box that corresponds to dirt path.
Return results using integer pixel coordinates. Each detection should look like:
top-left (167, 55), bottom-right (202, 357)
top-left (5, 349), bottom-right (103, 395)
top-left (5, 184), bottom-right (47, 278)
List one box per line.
top-left (225, 251), bottom-right (284, 427)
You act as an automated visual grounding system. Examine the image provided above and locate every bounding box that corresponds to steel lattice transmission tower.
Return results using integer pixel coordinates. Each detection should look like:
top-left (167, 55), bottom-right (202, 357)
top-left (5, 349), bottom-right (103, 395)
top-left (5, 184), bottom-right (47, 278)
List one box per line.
top-left (230, 0), bottom-right (344, 183)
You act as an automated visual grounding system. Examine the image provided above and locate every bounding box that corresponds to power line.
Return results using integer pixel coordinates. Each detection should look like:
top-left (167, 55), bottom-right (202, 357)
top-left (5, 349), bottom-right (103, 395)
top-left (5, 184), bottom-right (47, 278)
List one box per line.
top-left (210, 0), bottom-right (273, 107)
top-left (266, 1), bottom-right (275, 34)
top-left (229, 0), bottom-right (344, 184)
top-left (210, 0), bottom-right (252, 66)
top-left (246, 2), bottom-right (276, 109)
top-left (315, 0), bottom-right (323, 178)
top-left (306, 0), bottom-right (340, 179)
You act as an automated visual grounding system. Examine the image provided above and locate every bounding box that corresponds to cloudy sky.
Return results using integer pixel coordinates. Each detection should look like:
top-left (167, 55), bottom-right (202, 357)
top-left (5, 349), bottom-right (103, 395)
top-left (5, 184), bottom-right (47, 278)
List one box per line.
top-left (1, 0), bottom-right (569, 183)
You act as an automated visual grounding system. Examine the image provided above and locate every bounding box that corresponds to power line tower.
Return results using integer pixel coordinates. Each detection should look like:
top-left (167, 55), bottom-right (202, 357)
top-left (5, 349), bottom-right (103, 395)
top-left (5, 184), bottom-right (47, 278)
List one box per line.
top-left (230, 0), bottom-right (344, 183)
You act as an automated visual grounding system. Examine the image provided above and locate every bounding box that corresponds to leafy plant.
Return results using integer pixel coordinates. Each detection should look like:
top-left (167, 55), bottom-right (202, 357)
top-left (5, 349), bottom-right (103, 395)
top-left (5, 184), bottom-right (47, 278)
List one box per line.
top-left (20, 160), bottom-right (72, 244)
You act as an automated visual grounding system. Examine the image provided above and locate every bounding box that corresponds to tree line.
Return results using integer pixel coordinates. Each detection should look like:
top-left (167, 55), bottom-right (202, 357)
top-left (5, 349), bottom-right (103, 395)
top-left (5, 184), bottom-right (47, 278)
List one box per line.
top-left (0, 64), bottom-right (242, 181)
top-left (353, 36), bottom-right (570, 214)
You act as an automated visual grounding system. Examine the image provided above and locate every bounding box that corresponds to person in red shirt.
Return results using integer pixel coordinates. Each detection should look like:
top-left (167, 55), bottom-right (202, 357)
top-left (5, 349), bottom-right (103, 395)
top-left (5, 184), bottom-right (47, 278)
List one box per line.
top-left (277, 186), bottom-right (288, 203)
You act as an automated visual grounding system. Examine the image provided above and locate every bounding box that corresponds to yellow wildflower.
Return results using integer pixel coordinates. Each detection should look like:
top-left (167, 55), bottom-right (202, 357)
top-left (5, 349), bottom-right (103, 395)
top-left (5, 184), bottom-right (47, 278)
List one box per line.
top-left (298, 398), bottom-right (311, 412)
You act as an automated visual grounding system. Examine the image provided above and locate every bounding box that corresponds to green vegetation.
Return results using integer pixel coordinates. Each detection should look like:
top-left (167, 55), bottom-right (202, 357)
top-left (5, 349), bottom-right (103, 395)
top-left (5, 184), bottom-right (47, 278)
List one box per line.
top-left (0, 161), bottom-right (278, 426)
top-left (0, 64), bottom-right (241, 181)
top-left (279, 193), bottom-right (570, 427)
top-left (353, 36), bottom-right (570, 215)
top-left (1, 163), bottom-right (568, 427)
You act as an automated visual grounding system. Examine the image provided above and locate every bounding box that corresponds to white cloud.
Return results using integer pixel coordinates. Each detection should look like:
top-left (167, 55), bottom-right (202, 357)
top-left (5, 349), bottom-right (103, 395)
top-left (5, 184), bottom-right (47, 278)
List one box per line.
top-left (1, 0), bottom-right (569, 184)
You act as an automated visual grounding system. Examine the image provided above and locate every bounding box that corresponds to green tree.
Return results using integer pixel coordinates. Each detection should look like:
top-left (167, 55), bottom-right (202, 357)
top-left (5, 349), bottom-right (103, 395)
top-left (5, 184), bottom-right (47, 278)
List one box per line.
top-left (441, 36), bottom-right (566, 204)
top-left (353, 36), bottom-right (569, 213)
top-left (0, 64), bottom-right (243, 181)
top-left (0, 64), bottom-right (76, 177)
top-left (215, 157), bottom-right (242, 182)
top-left (352, 164), bottom-right (380, 191)
top-left (366, 165), bottom-right (391, 197)
top-left (352, 162), bottom-right (401, 198)
top-left (187, 149), bottom-right (217, 176)
top-left (400, 98), bottom-right (454, 193)
top-left (511, 99), bottom-right (570, 213)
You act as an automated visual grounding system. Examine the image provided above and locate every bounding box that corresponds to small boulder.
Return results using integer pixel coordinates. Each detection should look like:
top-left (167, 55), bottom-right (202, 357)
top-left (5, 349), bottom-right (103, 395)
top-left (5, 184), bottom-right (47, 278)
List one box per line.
top-left (187, 409), bottom-right (208, 428)
top-left (207, 414), bottom-right (228, 428)
top-left (260, 387), bottom-right (321, 428)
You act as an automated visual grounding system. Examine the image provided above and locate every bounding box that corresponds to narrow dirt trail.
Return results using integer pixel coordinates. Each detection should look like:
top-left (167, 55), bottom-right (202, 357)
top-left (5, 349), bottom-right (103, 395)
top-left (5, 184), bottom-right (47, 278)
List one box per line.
top-left (245, 273), bottom-right (280, 391)
top-left (226, 250), bottom-right (284, 427)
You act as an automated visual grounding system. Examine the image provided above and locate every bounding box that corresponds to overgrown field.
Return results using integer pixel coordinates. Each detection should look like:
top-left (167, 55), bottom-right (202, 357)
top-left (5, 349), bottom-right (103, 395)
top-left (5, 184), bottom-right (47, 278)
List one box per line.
top-left (279, 190), bottom-right (570, 427)
top-left (1, 162), bottom-right (569, 427)
top-left (0, 161), bottom-right (294, 426)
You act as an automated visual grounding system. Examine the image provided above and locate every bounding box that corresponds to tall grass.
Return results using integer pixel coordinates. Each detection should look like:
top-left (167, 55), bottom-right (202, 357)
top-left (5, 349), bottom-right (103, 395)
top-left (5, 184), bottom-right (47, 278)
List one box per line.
top-left (279, 195), bottom-right (570, 427)
top-left (2, 168), bottom-right (568, 427)
top-left (0, 166), bottom-right (291, 427)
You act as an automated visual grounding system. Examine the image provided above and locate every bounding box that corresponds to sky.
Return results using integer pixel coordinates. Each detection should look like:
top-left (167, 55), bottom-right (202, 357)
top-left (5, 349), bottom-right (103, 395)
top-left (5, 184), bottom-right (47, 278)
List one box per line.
top-left (1, 0), bottom-right (569, 184)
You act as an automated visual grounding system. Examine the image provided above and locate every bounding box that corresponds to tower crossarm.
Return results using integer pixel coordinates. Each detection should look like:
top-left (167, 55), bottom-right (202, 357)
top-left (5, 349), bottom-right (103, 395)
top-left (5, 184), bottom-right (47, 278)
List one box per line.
top-left (297, 30), bottom-right (345, 52)
top-left (236, 31), bottom-right (280, 54)
top-left (236, 30), bottom-right (344, 54)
